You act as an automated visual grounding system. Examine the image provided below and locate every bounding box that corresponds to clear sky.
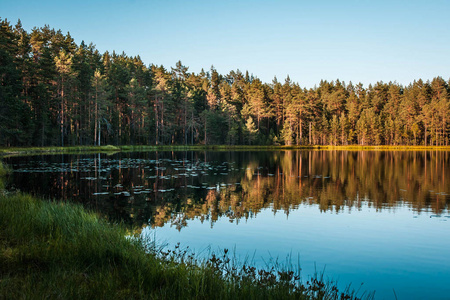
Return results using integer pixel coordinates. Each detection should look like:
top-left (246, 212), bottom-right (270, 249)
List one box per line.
top-left (2, 0), bottom-right (450, 88)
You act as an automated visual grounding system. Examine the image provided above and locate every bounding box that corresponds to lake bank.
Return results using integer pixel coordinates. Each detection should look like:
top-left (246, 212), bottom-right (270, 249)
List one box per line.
top-left (1, 144), bottom-right (450, 157)
top-left (0, 192), bottom-right (371, 299)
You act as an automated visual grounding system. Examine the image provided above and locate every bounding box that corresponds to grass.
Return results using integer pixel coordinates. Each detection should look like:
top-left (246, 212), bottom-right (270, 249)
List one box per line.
top-left (0, 145), bottom-right (121, 156)
top-left (0, 192), bottom-right (373, 299)
top-left (0, 161), bottom-right (10, 190)
top-left (1, 144), bottom-right (450, 157)
top-left (0, 161), bottom-right (10, 177)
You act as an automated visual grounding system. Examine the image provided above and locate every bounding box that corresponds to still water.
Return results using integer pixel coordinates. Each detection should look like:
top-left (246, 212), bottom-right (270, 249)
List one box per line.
top-left (4, 151), bottom-right (450, 299)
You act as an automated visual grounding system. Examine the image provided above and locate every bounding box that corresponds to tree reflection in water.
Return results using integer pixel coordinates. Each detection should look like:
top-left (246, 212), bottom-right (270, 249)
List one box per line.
top-left (5, 150), bottom-right (450, 228)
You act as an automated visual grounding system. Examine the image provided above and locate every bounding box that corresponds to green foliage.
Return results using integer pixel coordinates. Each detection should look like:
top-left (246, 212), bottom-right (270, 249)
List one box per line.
top-left (0, 192), bottom-right (373, 299)
top-left (280, 121), bottom-right (294, 145)
top-left (245, 116), bottom-right (258, 145)
top-left (0, 18), bottom-right (449, 147)
top-left (0, 161), bottom-right (10, 177)
top-left (0, 161), bottom-right (10, 189)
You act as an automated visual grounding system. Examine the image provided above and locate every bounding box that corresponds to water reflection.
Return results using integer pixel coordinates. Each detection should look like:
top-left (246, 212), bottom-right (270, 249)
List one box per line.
top-left (5, 150), bottom-right (450, 299)
top-left (5, 151), bottom-right (450, 227)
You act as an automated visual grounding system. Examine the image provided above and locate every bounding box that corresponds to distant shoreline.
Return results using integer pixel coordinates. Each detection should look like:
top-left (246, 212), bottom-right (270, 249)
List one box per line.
top-left (1, 144), bottom-right (450, 157)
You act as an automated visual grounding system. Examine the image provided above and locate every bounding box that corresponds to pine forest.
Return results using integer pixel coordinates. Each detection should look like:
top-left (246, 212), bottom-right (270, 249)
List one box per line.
top-left (1, 19), bottom-right (449, 148)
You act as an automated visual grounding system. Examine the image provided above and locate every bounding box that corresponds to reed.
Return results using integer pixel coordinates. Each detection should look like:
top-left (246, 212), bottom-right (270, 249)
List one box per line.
top-left (0, 161), bottom-right (10, 177)
top-left (0, 192), bottom-right (373, 299)
top-left (0, 161), bottom-right (10, 190)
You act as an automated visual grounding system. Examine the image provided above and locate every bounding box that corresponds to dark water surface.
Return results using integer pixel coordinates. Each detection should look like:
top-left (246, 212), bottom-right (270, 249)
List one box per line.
top-left (5, 150), bottom-right (450, 299)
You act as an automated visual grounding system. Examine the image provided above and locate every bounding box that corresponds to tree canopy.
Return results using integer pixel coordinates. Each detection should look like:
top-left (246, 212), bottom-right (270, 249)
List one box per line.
top-left (1, 18), bottom-right (449, 147)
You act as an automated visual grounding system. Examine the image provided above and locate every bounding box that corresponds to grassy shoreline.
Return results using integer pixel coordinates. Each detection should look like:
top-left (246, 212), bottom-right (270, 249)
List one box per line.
top-left (0, 192), bottom-right (373, 299)
top-left (1, 144), bottom-right (450, 157)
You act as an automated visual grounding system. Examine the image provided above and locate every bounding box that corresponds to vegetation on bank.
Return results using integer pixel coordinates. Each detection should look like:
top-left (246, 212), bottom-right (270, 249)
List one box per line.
top-left (1, 144), bottom-right (450, 157)
top-left (0, 192), bottom-right (373, 299)
top-left (0, 161), bottom-right (11, 177)
top-left (118, 145), bottom-right (450, 152)
top-left (0, 145), bottom-right (121, 156)
top-left (0, 161), bottom-right (10, 190)
top-left (1, 18), bottom-right (449, 149)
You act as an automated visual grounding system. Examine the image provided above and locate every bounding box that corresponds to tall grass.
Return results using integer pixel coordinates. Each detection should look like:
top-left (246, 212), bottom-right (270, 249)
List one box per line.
top-left (2, 144), bottom-right (450, 157)
top-left (0, 192), bottom-right (373, 299)
top-left (0, 160), bottom-right (10, 177)
top-left (0, 161), bottom-right (10, 190)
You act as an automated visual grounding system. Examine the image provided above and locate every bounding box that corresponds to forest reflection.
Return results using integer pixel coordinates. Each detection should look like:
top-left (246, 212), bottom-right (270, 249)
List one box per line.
top-left (6, 151), bottom-right (450, 228)
top-left (150, 151), bottom-right (449, 230)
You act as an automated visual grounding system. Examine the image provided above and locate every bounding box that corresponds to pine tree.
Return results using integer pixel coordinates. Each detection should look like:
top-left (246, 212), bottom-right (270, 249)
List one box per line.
top-left (91, 69), bottom-right (110, 146)
top-left (0, 19), bottom-right (30, 146)
top-left (54, 49), bottom-right (74, 146)
top-left (245, 116), bottom-right (258, 145)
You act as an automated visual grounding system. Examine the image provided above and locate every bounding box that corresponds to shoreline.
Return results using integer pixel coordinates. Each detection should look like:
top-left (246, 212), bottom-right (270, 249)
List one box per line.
top-left (0, 192), bottom-right (373, 299)
top-left (1, 144), bottom-right (450, 157)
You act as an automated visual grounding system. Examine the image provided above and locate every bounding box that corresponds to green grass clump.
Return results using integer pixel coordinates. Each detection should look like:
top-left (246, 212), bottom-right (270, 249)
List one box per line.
top-left (0, 161), bottom-right (10, 190)
top-left (0, 193), bottom-right (373, 299)
top-left (0, 193), bottom-right (160, 299)
top-left (0, 161), bottom-right (11, 177)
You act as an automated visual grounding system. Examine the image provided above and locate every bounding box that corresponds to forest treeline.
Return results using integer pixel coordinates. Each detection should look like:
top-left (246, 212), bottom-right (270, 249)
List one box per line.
top-left (1, 19), bottom-right (450, 147)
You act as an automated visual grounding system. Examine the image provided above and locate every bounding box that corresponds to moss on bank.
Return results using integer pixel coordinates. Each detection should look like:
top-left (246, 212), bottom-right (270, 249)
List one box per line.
top-left (0, 192), bottom-right (373, 299)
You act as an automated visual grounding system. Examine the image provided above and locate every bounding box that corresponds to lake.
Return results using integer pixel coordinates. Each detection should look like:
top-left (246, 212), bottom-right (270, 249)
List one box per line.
top-left (4, 150), bottom-right (450, 299)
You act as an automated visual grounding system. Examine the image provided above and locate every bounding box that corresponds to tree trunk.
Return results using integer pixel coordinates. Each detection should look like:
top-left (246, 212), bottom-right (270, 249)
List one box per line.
top-left (98, 119), bottom-right (101, 146)
top-left (61, 78), bottom-right (64, 147)
top-left (309, 122), bottom-right (311, 145)
top-left (155, 100), bottom-right (159, 145)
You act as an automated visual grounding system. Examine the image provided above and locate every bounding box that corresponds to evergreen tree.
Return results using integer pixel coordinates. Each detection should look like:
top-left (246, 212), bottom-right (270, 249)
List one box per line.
top-left (91, 69), bottom-right (110, 146)
top-left (0, 19), bottom-right (31, 145)
top-left (245, 116), bottom-right (258, 145)
top-left (2, 19), bottom-right (450, 147)
top-left (54, 49), bottom-right (74, 146)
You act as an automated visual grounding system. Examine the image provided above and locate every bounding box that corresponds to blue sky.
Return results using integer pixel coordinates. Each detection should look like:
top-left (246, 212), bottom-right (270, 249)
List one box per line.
top-left (2, 0), bottom-right (449, 88)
